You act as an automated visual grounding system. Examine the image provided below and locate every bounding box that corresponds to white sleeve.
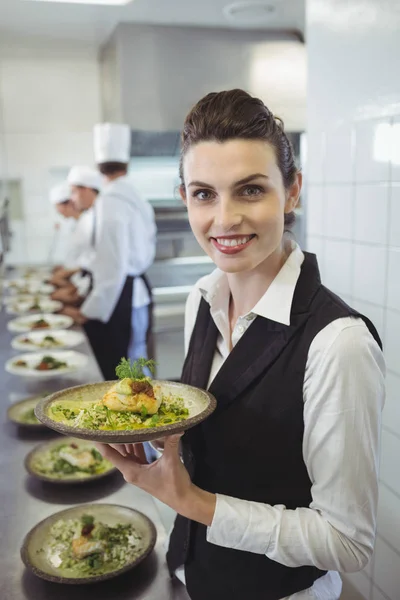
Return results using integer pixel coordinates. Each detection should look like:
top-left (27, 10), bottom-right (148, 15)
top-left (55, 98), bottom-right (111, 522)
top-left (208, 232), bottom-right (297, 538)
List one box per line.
top-left (81, 205), bottom-right (128, 323)
top-left (206, 318), bottom-right (385, 573)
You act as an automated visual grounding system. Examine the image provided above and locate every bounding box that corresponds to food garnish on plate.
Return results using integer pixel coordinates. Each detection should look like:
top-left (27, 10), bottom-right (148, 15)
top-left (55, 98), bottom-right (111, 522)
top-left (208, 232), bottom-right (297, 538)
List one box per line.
top-left (29, 440), bottom-right (113, 479)
top-left (31, 318), bottom-right (51, 330)
top-left (35, 355), bottom-right (68, 371)
top-left (13, 359), bottom-right (28, 368)
top-left (45, 513), bottom-right (143, 574)
top-left (50, 358), bottom-right (189, 431)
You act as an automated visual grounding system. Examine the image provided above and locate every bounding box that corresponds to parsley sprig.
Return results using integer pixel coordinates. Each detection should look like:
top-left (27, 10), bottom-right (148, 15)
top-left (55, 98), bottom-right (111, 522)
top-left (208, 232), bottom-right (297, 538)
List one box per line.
top-left (115, 357), bottom-right (156, 380)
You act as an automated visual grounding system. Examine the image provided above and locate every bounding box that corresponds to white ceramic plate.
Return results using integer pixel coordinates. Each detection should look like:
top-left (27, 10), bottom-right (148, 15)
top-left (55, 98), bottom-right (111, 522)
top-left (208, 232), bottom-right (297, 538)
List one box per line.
top-left (7, 299), bottom-right (63, 315)
top-left (5, 350), bottom-right (88, 378)
top-left (12, 330), bottom-right (85, 352)
top-left (4, 279), bottom-right (55, 295)
top-left (3, 294), bottom-right (51, 306)
top-left (7, 314), bottom-right (73, 333)
top-left (18, 267), bottom-right (53, 279)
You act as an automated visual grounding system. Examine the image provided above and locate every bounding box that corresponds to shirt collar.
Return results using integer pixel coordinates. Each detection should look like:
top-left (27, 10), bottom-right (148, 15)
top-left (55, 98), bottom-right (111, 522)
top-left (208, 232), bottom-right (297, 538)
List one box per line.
top-left (199, 242), bottom-right (305, 326)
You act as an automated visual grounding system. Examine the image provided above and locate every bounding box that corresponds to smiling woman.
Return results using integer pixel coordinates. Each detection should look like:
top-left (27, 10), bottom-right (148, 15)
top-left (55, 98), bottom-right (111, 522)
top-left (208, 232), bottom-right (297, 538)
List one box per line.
top-left (99, 89), bottom-right (385, 600)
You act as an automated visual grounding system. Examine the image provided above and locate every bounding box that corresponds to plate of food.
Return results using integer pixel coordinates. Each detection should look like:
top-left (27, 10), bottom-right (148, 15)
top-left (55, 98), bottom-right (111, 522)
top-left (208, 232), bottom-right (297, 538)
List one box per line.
top-left (7, 298), bottom-right (62, 315)
top-left (12, 330), bottom-right (85, 352)
top-left (3, 294), bottom-right (50, 306)
top-left (18, 267), bottom-right (53, 280)
top-left (25, 438), bottom-right (116, 483)
top-left (35, 358), bottom-right (217, 443)
top-left (4, 279), bottom-right (55, 295)
top-left (7, 394), bottom-right (50, 428)
top-left (21, 503), bottom-right (157, 584)
top-left (7, 314), bottom-right (73, 333)
top-left (5, 351), bottom-right (88, 377)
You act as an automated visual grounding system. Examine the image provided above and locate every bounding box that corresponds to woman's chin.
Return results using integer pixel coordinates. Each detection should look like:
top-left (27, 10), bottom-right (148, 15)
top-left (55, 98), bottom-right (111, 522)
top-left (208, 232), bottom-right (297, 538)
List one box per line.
top-left (212, 254), bottom-right (257, 274)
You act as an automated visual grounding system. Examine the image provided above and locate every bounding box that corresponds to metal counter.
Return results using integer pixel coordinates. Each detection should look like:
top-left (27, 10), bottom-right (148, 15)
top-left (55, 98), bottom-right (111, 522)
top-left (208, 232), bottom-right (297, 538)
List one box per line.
top-left (0, 305), bottom-right (189, 599)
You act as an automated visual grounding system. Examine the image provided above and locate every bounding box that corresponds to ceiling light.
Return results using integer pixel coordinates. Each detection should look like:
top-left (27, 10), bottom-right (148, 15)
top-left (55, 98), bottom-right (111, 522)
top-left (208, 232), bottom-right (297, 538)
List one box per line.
top-left (25, 0), bottom-right (131, 5)
top-left (224, 1), bottom-right (279, 24)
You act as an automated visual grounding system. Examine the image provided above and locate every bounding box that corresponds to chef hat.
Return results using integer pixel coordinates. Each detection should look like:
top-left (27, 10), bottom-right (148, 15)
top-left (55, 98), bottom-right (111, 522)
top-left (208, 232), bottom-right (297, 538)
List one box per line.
top-left (93, 123), bottom-right (131, 164)
top-left (49, 181), bottom-right (71, 205)
top-left (67, 165), bottom-right (102, 191)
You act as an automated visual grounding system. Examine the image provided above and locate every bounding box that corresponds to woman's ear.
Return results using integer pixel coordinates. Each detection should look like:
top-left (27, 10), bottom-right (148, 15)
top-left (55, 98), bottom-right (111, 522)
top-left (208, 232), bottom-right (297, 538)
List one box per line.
top-left (285, 171), bottom-right (302, 214)
top-left (179, 184), bottom-right (188, 207)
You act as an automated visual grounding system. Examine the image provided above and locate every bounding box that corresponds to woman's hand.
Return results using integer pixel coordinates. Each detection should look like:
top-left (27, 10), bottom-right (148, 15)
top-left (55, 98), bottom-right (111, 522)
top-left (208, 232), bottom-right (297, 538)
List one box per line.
top-left (96, 438), bottom-right (216, 527)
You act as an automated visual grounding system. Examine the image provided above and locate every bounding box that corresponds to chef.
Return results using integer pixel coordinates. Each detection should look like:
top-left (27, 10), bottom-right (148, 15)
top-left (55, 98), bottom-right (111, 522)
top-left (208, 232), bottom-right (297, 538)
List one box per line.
top-left (49, 180), bottom-right (81, 272)
top-left (61, 123), bottom-right (157, 381)
top-left (50, 168), bottom-right (101, 304)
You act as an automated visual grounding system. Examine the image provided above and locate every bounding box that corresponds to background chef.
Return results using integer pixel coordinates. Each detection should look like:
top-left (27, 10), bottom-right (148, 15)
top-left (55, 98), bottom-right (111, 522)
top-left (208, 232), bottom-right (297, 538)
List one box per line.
top-left (61, 123), bottom-right (157, 381)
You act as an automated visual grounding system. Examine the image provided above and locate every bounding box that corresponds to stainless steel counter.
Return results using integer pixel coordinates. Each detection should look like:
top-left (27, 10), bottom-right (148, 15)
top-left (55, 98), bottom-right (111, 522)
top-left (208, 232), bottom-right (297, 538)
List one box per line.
top-left (0, 302), bottom-right (189, 599)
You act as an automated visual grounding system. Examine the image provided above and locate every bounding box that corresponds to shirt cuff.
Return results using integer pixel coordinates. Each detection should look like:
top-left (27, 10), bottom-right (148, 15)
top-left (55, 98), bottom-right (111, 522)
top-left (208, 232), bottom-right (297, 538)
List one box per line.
top-left (206, 494), bottom-right (273, 554)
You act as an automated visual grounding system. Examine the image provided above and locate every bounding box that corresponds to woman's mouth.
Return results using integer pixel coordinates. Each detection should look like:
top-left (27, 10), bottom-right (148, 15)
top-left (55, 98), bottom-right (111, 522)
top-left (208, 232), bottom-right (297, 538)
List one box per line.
top-left (210, 235), bottom-right (256, 255)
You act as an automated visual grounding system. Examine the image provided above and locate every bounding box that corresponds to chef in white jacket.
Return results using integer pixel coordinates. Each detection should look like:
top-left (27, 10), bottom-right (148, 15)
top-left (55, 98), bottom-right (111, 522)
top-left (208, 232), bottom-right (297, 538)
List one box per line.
top-left (49, 181), bottom-right (80, 269)
top-left (62, 123), bottom-right (157, 380)
top-left (50, 168), bottom-right (101, 301)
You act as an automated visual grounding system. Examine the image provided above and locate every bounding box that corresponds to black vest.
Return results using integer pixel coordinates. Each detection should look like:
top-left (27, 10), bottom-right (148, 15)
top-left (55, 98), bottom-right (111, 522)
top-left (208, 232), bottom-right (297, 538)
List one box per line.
top-left (167, 252), bottom-right (382, 600)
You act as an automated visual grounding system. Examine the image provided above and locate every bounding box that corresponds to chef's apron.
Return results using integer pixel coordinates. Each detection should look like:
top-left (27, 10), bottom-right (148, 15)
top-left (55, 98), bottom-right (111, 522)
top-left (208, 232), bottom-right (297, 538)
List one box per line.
top-left (83, 273), bottom-right (154, 381)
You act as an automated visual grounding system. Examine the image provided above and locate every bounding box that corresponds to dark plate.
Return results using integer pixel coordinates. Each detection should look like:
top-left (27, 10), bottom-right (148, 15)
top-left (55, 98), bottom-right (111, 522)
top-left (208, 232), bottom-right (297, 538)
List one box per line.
top-left (21, 503), bottom-right (157, 584)
top-left (25, 437), bottom-right (117, 484)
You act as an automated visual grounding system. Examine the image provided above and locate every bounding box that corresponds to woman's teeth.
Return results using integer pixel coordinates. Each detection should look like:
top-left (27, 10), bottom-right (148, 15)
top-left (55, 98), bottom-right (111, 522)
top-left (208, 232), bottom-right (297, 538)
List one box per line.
top-left (216, 236), bottom-right (252, 247)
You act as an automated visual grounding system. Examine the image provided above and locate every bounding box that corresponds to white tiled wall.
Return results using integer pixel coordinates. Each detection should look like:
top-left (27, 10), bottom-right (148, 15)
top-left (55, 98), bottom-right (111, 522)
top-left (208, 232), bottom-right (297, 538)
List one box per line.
top-left (306, 1), bottom-right (400, 598)
top-left (0, 39), bottom-right (101, 264)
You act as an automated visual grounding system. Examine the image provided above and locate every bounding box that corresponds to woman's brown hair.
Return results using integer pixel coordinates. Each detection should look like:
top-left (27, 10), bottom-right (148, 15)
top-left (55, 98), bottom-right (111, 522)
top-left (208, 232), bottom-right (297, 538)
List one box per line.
top-left (179, 89), bottom-right (298, 226)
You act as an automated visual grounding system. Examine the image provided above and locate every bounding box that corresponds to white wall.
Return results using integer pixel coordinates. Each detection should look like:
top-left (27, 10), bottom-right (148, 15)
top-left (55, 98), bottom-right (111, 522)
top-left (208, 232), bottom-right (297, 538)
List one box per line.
top-left (0, 36), bottom-right (101, 264)
top-left (306, 1), bottom-right (400, 599)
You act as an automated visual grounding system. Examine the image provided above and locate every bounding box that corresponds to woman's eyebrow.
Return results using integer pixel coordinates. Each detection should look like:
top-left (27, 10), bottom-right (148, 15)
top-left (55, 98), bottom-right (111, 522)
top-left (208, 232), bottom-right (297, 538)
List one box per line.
top-left (188, 173), bottom-right (269, 189)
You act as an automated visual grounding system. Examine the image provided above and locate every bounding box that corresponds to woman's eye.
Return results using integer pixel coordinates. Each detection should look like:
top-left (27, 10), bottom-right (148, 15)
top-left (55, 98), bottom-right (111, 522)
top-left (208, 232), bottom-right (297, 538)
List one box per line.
top-left (242, 185), bottom-right (263, 197)
top-left (193, 189), bottom-right (213, 201)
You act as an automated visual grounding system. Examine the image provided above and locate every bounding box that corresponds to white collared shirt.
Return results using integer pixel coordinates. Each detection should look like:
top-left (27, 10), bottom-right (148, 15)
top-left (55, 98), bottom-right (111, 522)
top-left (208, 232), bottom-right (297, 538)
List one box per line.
top-left (177, 243), bottom-right (385, 600)
top-left (81, 176), bottom-right (156, 323)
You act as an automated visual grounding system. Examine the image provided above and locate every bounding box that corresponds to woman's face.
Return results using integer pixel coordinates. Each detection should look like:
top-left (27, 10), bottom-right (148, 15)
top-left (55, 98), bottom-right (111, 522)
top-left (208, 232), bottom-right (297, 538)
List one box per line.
top-left (181, 139), bottom-right (301, 274)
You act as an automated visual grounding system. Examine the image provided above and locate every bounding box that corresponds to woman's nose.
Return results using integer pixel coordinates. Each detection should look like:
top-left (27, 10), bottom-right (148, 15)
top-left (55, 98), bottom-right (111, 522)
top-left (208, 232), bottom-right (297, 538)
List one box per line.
top-left (214, 196), bottom-right (243, 231)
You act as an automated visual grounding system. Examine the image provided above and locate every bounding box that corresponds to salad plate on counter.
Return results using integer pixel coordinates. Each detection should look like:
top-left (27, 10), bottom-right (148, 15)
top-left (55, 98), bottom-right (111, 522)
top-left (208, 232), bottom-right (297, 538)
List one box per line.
top-left (7, 313), bottom-right (73, 333)
top-left (12, 330), bottom-right (85, 352)
top-left (4, 279), bottom-right (55, 295)
top-left (25, 437), bottom-right (116, 484)
top-left (7, 394), bottom-right (50, 429)
top-left (35, 358), bottom-right (217, 443)
top-left (5, 350), bottom-right (88, 378)
top-left (3, 294), bottom-right (51, 306)
top-left (6, 298), bottom-right (62, 315)
top-left (21, 503), bottom-right (157, 584)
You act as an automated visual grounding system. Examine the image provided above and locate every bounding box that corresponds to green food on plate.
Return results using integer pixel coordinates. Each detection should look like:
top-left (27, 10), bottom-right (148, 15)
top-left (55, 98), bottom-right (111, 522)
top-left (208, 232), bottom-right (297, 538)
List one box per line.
top-left (43, 514), bottom-right (143, 576)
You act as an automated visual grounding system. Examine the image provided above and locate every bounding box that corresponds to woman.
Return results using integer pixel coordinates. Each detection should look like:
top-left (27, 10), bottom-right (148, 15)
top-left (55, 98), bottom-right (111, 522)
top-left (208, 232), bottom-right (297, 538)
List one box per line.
top-left (98, 90), bottom-right (385, 600)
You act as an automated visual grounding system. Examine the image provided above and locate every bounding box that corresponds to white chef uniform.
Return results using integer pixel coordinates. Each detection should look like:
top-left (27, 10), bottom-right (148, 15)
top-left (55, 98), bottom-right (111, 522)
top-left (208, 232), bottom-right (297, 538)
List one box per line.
top-left (66, 166), bottom-right (103, 296)
top-left (80, 123), bottom-right (157, 379)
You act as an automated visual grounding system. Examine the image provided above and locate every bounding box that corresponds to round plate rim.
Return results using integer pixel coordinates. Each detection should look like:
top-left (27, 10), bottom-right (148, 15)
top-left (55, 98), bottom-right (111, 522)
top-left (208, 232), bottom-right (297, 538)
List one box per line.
top-left (11, 329), bottom-right (85, 351)
top-left (7, 313), bottom-right (74, 332)
top-left (35, 379), bottom-right (217, 443)
top-left (5, 350), bottom-right (88, 378)
top-left (7, 300), bottom-right (63, 315)
top-left (7, 395), bottom-right (50, 429)
top-left (24, 437), bottom-right (118, 484)
top-left (20, 503), bottom-right (157, 584)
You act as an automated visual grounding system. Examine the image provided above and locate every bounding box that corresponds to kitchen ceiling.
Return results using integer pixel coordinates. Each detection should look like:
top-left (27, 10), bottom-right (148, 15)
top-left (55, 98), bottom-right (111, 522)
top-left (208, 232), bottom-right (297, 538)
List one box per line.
top-left (0, 0), bottom-right (304, 47)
